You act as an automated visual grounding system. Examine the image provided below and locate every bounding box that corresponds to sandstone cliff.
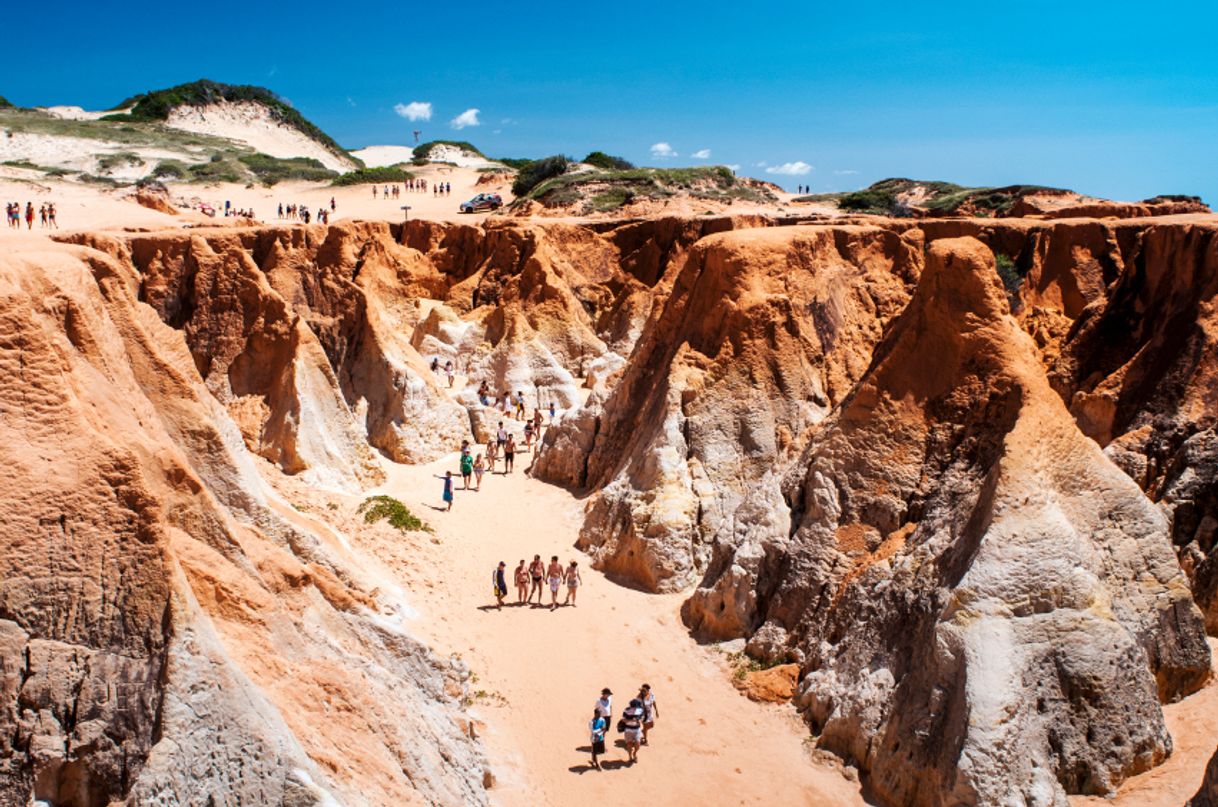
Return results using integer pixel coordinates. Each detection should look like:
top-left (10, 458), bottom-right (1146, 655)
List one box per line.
top-left (0, 244), bottom-right (487, 805)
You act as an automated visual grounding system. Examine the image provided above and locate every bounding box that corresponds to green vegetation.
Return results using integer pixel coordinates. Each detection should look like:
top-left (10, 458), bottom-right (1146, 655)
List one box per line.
top-left (100, 79), bottom-right (350, 162)
top-left (994, 252), bottom-right (1026, 310)
top-left (726, 651), bottom-right (786, 682)
top-left (495, 157), bottom-right (534, 170)
top-left (583, 151), bottom-right (634, 171)
top-left (818, 178), bottom-right (1070, 218)
top-left (185, 156), bottom-right (246, 184)
top-left (0, 95), bottom-right (13, 109)
top-left (358, 495), bottom-right (431, 533)
top-left (1, 159), bottom-right (38, 170)
top-left (238, 153), bottom-right (335, 185)
top-left (520, 164), bottom-right (769, 213)
top-left (97, 152), bottom-right (144, 173)
top-left (411, 140), bottom-right (484, 164)
top-left (331, 164), bottom-right (414, 186)
top-left (511, 155), bottom-right (570, 196)
top-left (150, 159), bottom-right (190, 180)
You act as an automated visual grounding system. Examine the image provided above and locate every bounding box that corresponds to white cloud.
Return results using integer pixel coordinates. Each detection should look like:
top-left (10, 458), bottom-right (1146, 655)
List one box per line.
top-left (754, 161), bottom-right (768, 168)
top-left (834, 169), bottom-right (859, 176)
top-left (691, 148), bottom-right (711, 159)
top-left (650, 142), bottom-right (677, 158)
top-left (725, 164), bottom-right (740, 171)
top-left (394, 101), bottom-right (432, 121)
top-left (451, 108), bottom-right (481, 129)
top-left (766, 161), bottom-right (813, 176)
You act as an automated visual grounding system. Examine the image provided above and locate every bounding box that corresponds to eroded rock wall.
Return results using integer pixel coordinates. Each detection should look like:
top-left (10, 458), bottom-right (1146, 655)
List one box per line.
top-left (0, 245), bottom-right (488, 806)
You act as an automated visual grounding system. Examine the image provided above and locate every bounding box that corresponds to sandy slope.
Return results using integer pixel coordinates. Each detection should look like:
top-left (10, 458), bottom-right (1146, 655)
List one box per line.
top-left (357, 441), bottom-right (867, 807)
top-left (165, 101), bottom-right (357, 171)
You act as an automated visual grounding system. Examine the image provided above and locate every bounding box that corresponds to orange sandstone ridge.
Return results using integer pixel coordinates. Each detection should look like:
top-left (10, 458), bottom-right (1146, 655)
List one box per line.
top-left (1, 211), bottom-right (1217, 805)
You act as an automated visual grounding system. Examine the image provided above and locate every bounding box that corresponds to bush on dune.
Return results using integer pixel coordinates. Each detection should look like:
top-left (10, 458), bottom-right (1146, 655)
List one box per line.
top-left (411, 140), bottom-right (485, 164)
top-left (238, 153), bottom-right (335, 185)
top-left (583, 151), bottom-right (634, 170)
top-left (512, 155), bottom-right (570, 196)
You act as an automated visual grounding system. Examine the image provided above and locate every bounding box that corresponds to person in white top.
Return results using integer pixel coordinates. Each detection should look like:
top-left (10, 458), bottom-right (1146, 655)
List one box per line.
top-left (638, 683), bottom-right (659, 745)
top-left (595, 688), bottom-right (613, 726)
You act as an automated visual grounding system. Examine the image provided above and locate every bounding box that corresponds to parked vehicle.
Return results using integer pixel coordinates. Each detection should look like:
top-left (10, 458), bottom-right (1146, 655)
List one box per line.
top-left (459, 193), bottom-right (503, 213)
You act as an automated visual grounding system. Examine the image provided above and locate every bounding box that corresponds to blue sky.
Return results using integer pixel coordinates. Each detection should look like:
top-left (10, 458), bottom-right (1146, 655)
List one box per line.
top-left (5, 1), bottom-right (1216, 201)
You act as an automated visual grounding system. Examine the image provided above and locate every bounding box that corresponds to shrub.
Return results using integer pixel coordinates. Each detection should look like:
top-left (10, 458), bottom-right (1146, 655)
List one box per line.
top-left (0, 95), bottom-right (13, 109)
top-left (358, 495), bottom-right (431, 533)
top-left (512, 155), bottom-right (569, 196)
top-left (97, 152), bottom-right (144, 173)
top-left (994, 252), bottom-right (1027, 311)
top-left (496, 157), bottom-right (534, 171)
top-left (583, 151), bottom-right (634, 171)
top-left (238, 153), bottom-right (335, 185)
top-left (331, 165), bottom-right (414, 186)
top-left (837, 188), bottom-right (899, 214)
top-left (151, 160), bottom-right (189, 180)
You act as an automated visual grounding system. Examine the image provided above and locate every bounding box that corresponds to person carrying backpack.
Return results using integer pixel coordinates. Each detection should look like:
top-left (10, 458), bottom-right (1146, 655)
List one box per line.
top-left (620, 698), bottom-right (645, 764)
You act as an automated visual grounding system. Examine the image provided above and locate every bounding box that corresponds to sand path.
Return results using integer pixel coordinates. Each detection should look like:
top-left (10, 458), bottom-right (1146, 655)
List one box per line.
top-left (372, 444), bottom-right (867, 807)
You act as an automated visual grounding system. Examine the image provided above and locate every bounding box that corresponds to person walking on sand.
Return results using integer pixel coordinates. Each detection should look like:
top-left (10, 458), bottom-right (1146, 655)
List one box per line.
top-left (442, 470), bottom-right (454, 511)
top-left (473, 453), bottom-right (485, 491)
top-left (638, 684), bottom-right (658, 744)
top-left (514, 559), bottom-right (529, 603)
top-left (547, 555), bottom-right (564, 610)
top-left (493, 561), bottom-right (507, 609)
top-left (621, 698), bottom-right (645, 764)
top-left (48, 203), bottom-right (57, 229)
top-left (589, 709), bottom-right (608, 770)
top-left (595, 688), bottom-right (613, 727)
top-left (485, 438), bottom-right (498, 473)
top-left (523, 418), bottom-right (534, 451)
top-left (373, 186), bottom-right (378, 199)
top-left (330, 196), bottom-right (336, 211)
top-left (496, 421), bottom-right (507, 451)
top-left (563, 560), bottom-right (582, 606)
top-left (503, 434), bottom-right (516, 474)
top-left (445, 360), bottom-right (455, 388)
top-left (528, 555), bottom-right (545, 604)
top-left (25, 202), bottom-right (34, 230)
top-left (460, 449), bottom-right (474, 490)
top-left (514, 390), bottom-right (526, 420)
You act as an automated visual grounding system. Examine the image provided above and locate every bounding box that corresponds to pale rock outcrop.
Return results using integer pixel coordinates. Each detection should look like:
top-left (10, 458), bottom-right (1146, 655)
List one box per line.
top-left (766, 237), bottom-right (1210, 806)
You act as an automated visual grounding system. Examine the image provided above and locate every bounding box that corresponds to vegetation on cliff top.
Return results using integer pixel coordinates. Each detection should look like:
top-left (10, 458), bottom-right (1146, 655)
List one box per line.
top-left (520, 164), bottom-right (773, 213)
top-left (0, 95), bottom-right (13, 109)
top-left (805, 178), bottom-right (1066, 217)
top-left (99, 79), bottom-right (352, 162)
top-left (332, 165), bottom-right (415, 186)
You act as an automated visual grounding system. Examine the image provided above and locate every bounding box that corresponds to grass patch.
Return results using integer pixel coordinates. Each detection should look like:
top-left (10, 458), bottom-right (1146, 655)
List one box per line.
top-left (77, 173), bottom-right (122, 187)
top-left (589, 187), bottom-right (635, 212)
top-left (358, 495), bottom-right (431, 533)
top-left (186, 157), bottom-right (245, 184)
top-left (97, 151), bottom-right (145, 173)
top-left (332, 165), bottom-right (414, 186)
top-left (2, 159), bottom-right (38, 169)
top-left (412, 140), bottom-right (484, 164)
top-left (462, 689), bottom-right (509, 708)
top-left (0, 95), bottom-right (13, 109)
top-left (238, 153), bottom-right (335, 185)
top-left (726, 651), bottom-right (786, 681)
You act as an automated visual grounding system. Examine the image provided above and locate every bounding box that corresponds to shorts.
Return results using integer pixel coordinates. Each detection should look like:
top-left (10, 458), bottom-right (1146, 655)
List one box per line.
top-left (531, 575), bottom-right (542, 586)
top-left (592, 739), bottom-right (606, 755)
top-left (549, 578), bottom-right (560, 593)
top-left (624, 728), bottom-right (642, 745)
top-left (505, 452), bottom-right (515, 461)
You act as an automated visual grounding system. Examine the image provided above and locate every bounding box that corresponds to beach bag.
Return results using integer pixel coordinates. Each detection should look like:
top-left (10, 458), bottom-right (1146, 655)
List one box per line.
top-left (616, 719), bottom-right (626, 733)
